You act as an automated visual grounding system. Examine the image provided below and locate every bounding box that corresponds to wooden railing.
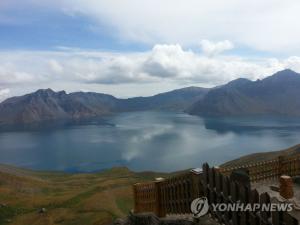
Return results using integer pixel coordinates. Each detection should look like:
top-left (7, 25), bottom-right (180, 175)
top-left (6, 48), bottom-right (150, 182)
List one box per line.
top-left (203, 163), bottom-right (298, 225)
top-left (133, 170), bottom-right (202, 217)
top-left (160, 171), bottom-right (202, 216)
top-left (133, 181), bottom-right (158, 215)
top-left (133, 155), bottom-right (300, 224)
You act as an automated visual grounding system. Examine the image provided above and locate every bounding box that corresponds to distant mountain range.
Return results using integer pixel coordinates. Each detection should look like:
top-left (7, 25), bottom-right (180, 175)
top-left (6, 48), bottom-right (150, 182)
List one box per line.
top-left (0, 86), bottom-right (208, 124)
top-left (188, 69), bottom-right (300, 116)
top-left (1, 69), bottom-right (300, 125)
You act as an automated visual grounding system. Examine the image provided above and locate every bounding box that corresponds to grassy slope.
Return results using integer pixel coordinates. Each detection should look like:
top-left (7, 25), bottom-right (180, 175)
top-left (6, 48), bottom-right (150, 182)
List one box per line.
top-left (0, 166), bottom-right (168, 225)
top-left (221, 144), bottom-right (300, 167)
top-left (2, 144), bottom-right (300, 225)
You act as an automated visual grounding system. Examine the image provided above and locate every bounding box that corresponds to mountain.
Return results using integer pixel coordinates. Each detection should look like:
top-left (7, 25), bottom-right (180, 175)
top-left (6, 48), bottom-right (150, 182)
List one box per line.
top-left (0, 86), bottom-right (208, 125)
top-left (2, 69), bottom-right (300, 125)
top-left (118, 86), bottom-right (209, 111)
top-left (188, 69), bottom-right (300, 116)
top-left (0, 89), bottom-right (118, 124)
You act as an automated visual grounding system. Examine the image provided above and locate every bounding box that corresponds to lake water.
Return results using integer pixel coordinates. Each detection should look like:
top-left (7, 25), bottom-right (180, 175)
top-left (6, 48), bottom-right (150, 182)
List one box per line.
top-left (0, 111), bottom-right (300, 172)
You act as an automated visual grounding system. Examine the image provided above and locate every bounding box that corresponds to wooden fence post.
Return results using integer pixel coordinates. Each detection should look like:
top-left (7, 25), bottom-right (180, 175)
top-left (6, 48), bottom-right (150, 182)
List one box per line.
top-left (154, 180), bottom-right (165, 217)
top-left (133, 184), bottom-right (138, 213)
top-left (190, 168), bottom-right (203, 199)
top-left (278, 156), bottom-right (284, 176)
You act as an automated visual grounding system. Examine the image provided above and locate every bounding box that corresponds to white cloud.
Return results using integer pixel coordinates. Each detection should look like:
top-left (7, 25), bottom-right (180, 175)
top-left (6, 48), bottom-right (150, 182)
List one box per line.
top-left (0, 88), bottom-right (10, 102)
top-left (0, 68), bottom-right (36, 85)
top-left (200, 40), bottom-right (234, 56)
top-left (53, 0), bottom-right (300, 54)
top-left (2, 1), bottom-right (300, 99)
top-left (2, 0), bottom-right (300, 54)
top-left (1, 1), bottom-right (300, 54)
top-left (48, 59), bottom-right (63, 74)
top-left (0, 45), bottom-right (300, 98)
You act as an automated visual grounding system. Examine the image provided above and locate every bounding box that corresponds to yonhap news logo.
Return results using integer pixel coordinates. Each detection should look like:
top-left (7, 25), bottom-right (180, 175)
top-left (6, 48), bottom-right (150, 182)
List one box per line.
top-left (190, 197), bottom-right (293, 218)
top-left (190, 197), bottom-right (209, 218)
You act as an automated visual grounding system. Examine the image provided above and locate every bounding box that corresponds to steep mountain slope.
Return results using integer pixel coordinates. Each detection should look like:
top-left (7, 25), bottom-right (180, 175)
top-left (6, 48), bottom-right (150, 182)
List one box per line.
top-left (189, 69), bottom-right (300, 116)
top-left (0, 89), bottom-right (118, 124)
top-left (0, 86), bottom-right (208, 125)
top-left (68, 92), bottom-right (119, 113)
top-left (118, 86), bottom-right (209, 111)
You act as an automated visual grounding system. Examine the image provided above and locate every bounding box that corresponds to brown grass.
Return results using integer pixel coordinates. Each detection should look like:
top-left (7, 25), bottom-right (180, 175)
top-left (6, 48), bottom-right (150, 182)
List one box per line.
top-left (0, 166), bottom-right (166, 225)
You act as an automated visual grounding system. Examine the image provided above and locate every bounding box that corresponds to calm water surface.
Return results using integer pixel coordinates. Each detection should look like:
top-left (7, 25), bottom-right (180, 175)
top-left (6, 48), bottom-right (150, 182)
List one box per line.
top-left (0, 111), bottom-right (300, 172)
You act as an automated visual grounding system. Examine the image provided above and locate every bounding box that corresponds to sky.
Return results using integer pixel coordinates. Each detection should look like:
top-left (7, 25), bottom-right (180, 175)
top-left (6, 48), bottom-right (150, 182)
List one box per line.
top-left (1, 0), bottom-right (300, 101)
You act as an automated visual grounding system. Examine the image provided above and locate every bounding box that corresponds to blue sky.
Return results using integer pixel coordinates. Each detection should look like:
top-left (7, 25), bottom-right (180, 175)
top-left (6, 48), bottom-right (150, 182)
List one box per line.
top-left (0, 2), bottom-right (284, 56)
top-left (0, 8), bottom-right (148, 52)
top-left (1, 0), bottom-right (300, 100)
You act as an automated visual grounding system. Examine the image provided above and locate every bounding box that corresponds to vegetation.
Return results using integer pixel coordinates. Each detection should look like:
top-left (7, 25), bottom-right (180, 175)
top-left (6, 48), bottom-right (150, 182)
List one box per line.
top-left (0, 165), bottom-right (168, 225)
top-left (222, 144), bottom-right (300, 167)
top-left (1, 143), bottom-right (298, 225)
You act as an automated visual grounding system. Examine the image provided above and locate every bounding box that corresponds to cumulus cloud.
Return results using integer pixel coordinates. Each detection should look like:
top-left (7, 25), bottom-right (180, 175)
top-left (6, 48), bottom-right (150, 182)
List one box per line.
top-left (0, 44), bottom-right (300, 97)
top-left (200, 40), bottom-right (234, 56)
top-left (143, 44), bottom-right (196, 78)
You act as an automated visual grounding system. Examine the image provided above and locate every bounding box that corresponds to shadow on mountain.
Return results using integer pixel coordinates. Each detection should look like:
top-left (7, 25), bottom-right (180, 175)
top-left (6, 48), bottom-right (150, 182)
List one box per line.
top-left (202, 116), bottom-right (300, 134)
top-left (0, 117), bottom-right (115, 133)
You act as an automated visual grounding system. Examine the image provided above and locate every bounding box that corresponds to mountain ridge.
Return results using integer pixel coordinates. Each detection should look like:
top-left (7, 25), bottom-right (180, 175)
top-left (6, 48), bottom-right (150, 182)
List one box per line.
top-left (1, 69), bottom-right (300, 125)
top-left (0, 86), bottom-right (208, 124)
top-left (188, 69), bottom-right (300, 116)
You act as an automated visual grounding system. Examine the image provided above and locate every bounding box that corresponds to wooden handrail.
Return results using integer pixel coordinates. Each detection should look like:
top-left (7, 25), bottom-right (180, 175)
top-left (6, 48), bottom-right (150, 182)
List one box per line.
top-left (133, 155), bottom-right (300, 224)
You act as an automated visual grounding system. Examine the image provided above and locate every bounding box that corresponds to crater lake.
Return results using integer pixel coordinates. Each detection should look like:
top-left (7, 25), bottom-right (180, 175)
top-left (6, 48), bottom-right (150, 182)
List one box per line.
top-left (1, 111), bottom-right (300, 172)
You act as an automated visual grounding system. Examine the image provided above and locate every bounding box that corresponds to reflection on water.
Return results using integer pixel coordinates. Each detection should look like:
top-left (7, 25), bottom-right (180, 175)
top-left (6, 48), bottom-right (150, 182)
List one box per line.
top-left (203, 116), bottom-right (300, 134)
top-left (0, 111), bottom-right (300, 172)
